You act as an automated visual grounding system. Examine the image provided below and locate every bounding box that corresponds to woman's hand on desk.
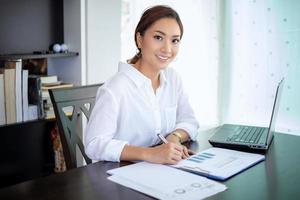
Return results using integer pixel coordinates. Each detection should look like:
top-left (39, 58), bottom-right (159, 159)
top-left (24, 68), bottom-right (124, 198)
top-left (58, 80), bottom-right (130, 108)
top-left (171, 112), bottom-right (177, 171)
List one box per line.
top-left (121, 144), bottom-right (188, 164)
top-left (144, 143), bottom-right (184, 165)
top-left (120, 138), bottom-right (195, 164)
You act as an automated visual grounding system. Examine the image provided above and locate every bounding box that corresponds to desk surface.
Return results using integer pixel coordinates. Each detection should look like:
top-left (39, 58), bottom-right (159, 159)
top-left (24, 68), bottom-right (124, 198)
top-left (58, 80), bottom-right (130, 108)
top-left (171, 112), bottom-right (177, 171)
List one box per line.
top-left (1, 129), bottom-right (300, 200)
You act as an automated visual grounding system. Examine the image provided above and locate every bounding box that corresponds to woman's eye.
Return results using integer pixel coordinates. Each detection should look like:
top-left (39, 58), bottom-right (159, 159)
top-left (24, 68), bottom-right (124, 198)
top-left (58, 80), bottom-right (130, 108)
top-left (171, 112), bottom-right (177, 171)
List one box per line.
top-left (172, 38), bottom-right (180, 44)
top-left (154, 35), bottom-right (163, 41)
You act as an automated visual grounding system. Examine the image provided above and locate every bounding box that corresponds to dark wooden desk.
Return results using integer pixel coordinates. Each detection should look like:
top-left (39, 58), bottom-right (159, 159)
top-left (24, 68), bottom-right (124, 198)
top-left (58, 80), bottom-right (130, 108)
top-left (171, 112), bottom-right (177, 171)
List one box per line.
top-left (0, 129), bottom-right (300, 200)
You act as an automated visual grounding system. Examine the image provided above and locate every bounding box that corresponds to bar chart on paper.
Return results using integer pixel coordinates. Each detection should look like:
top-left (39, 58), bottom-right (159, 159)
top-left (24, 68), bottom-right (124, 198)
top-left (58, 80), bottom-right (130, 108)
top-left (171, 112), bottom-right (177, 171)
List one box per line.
top-left (173, 147), bottom-right (265, 180)
top-left (187, 152), bottom-right (216, 163)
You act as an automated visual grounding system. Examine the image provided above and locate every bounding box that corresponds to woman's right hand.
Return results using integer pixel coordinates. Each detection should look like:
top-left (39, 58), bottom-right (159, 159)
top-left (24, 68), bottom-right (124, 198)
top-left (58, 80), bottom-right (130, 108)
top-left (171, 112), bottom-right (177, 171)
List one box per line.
top-left (144, 143), bottom-right (184, 164)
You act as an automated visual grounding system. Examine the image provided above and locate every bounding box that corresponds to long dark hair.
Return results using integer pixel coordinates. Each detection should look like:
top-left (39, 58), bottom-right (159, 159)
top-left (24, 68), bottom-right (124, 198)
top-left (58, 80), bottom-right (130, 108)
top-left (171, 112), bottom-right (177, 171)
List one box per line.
top-left (128, 5), bottom-right (184, 64)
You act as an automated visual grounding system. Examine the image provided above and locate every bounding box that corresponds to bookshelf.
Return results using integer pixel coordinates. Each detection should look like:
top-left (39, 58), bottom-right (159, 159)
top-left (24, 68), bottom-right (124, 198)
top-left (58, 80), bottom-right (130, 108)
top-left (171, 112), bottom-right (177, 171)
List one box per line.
top-left (0, 52), bottom-right (79, 60)
top-left (0, 0), bottom-right (121, 188)
top-left (0, 0), bottom-right (82, 188)
top-left (0, 53), bottom-right (79, 188)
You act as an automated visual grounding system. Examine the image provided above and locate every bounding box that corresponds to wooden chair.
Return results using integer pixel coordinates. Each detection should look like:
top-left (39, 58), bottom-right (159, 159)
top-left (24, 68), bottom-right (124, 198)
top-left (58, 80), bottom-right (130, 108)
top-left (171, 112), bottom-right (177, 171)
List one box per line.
top-left (49, 83), bottom-right (103, 170)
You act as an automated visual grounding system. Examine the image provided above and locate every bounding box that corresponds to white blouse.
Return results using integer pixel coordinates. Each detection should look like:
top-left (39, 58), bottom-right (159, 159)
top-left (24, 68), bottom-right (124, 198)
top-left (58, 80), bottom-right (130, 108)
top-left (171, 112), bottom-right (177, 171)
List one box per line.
top-left (84, 62), bottom-right (199, 162)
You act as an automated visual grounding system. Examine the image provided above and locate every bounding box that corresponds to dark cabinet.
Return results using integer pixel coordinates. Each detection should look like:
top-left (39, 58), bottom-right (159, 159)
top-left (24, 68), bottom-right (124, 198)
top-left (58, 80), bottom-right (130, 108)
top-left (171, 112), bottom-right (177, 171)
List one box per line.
top-left (0, 119), bottom-right (55, 188)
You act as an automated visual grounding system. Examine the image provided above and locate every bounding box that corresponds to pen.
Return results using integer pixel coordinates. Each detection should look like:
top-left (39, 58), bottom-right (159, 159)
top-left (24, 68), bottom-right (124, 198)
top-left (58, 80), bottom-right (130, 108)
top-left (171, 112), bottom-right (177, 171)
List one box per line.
top-left (157, 133), bottom-right (168, 144)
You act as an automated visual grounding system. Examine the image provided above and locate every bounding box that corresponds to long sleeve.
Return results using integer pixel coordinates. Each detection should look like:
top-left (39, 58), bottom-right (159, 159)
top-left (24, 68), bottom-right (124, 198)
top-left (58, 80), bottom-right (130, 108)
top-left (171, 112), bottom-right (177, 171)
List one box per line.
top-left (84, 87), bottom-right (128, 162)
top-left (84, 62), bottom-right (200, 162)
top-left (174, 74), bottom-right (199, 140)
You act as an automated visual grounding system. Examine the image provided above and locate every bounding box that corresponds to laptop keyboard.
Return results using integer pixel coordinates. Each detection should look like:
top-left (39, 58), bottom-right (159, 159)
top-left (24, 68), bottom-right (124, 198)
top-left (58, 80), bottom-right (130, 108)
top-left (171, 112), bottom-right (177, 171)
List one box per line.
top-left (227, 126), bottom-right (266, 144)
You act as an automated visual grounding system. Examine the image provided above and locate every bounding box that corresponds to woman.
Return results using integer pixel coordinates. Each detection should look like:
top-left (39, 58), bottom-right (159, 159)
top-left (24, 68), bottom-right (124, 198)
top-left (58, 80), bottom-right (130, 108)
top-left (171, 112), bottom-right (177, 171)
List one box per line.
top-left (85, 5), bottom-right (199, 164)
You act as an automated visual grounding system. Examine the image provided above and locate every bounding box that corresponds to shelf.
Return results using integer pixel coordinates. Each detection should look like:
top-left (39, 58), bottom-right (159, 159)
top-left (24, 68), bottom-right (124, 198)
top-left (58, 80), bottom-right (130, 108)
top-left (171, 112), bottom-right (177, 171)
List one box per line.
top-left (0, 52), bottom-right (79, 60)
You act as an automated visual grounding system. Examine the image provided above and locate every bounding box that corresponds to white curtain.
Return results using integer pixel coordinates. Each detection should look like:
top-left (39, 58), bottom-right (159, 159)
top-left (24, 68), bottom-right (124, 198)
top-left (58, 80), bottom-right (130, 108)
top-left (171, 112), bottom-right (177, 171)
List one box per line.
top-left (221, 0), bottom-right (300, 135)
top-left (121, 0), bottom-right (300, 135)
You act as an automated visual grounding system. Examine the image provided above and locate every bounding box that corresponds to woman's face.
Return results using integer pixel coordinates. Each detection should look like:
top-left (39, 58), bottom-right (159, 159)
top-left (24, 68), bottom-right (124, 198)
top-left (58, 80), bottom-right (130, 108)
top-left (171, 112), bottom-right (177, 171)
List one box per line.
top-left (137, 17), bottom-right (181, 71)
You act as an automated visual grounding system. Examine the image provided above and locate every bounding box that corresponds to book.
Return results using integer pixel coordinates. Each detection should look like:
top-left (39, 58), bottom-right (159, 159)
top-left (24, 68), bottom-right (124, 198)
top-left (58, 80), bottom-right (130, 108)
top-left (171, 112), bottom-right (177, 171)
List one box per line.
top-left (0, 72), bottom-right (6, 125)
top-left (40, 75), bottom-right (62, 87)
top-left (40, 81), bottom-right (73, 119)
top-left (41, 82), bottom-right (74, 90)
top-left (28, 104), bottom-right (38, 121)
top-left (28, 75), bottom-right (44, 119)
top-left (22, 70), bottom-right (29, 121)
top-left (5, 60), bottom-right (23, 122)
top-left (173, 147), bottom-right (265, 181)
top-left (43, 97), bottom-right (55, 119)
top-left (51, 125), bottom-right (66, 172)
top-left (42, 90), bottom-right (50, 98)
top-left (42, 81), bottom-right (62, 87)
top-left (45, 107), bottom-right (55, 119)
top-left (4, 68), bottom-right (16, 124)
top-left (40, 75), bottom-right (58, 85)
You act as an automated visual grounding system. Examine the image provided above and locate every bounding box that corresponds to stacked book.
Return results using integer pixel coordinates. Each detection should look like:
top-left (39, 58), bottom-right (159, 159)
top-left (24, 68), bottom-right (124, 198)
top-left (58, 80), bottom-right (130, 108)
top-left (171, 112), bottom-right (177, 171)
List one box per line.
top-left (40, 75), bottom-right (73, 119)
top-left (0, 60), bottom-right (30, 125)
top-left (0, 59), bottom-right (74, 125)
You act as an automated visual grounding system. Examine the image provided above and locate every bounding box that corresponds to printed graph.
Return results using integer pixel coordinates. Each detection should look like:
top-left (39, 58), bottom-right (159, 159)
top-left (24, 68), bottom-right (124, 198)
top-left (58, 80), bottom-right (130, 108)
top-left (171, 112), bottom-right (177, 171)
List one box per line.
top-left (187, 152), bottom-right (215, 163)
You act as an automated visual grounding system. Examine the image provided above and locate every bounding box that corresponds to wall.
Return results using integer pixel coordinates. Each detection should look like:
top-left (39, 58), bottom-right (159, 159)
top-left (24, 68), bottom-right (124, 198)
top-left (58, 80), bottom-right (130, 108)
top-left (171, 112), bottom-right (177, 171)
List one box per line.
top-left (0, 0), bottom-right (63, 54)
top-left (86, 0), bottom-right (121, 84)
top-left (48, 0), bottom-right (85, 86)
top-left (50, 0), bottom-right (122, 85)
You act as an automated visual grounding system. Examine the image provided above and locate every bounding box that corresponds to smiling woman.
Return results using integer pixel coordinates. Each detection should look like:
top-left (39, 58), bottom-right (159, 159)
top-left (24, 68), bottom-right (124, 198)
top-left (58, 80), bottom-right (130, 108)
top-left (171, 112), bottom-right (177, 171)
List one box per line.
top-left (84, 5), bottom-right (199, 164)
top-left (121, 1), bottom-right (220, 129)
top-left (134, 18), bottom-right (180, 71)
top-left (128, 5), bottom-right (183, 67)
top-left (130, 17), bottom-right (181, 90)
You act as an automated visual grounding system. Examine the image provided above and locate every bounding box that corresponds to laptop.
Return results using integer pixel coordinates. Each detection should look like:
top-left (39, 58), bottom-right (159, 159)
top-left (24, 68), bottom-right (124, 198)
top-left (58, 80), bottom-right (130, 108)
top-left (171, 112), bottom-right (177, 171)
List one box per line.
top-left (209, 79), bottom-right (284, 153)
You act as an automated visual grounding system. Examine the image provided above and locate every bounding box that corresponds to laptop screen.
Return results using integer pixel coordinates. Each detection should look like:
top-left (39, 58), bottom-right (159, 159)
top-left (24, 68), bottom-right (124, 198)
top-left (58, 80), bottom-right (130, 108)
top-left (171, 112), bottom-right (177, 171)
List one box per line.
top-left (266, 78), bottom-right (284, 145)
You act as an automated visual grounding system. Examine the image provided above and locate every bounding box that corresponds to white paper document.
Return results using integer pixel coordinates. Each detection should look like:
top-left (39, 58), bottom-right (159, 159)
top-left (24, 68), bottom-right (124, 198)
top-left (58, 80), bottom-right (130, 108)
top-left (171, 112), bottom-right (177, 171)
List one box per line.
top-left (107, 162), bottom-right (226, 200)
top-left (173, 147), bottom-right (265, 180)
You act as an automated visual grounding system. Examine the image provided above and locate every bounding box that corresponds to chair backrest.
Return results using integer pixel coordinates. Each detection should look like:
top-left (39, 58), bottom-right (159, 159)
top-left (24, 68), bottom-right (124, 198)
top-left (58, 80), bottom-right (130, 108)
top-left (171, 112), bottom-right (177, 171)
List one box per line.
top-left (49, 83), bottom-right (103, 170)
